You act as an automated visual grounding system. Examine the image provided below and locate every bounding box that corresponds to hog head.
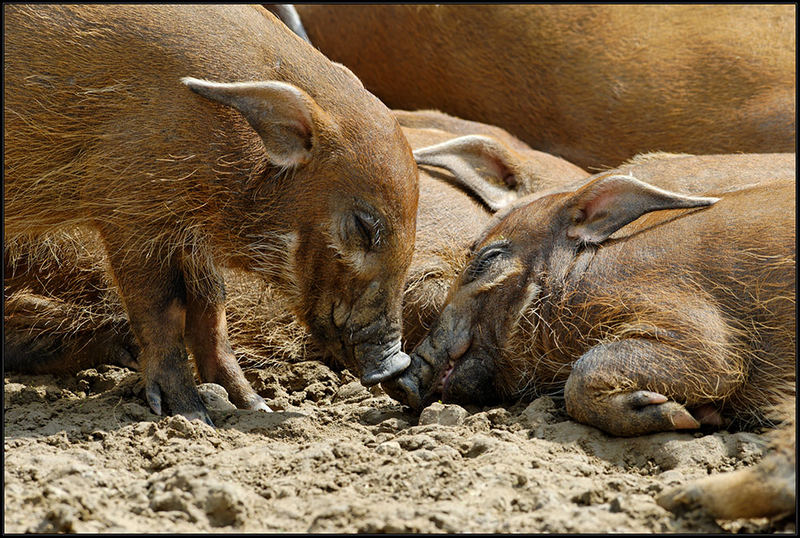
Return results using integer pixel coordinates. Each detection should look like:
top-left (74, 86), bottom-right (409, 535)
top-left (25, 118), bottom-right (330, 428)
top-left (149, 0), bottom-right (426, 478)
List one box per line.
top-left (388, 173), bottom-right (718, 410)
top-left (182, 77), bottom-right (418, 387)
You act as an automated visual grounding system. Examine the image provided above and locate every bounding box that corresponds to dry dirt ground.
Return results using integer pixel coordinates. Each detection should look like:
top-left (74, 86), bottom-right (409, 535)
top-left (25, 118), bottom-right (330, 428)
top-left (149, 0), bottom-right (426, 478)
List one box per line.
top-left (4, 361), bottom-right (796, 533)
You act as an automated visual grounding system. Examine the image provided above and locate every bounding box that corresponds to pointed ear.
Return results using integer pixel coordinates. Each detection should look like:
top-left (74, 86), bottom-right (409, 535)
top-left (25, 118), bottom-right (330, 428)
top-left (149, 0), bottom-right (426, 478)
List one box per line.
top-left (412, 134), bottom-right (523, 212)
top-left (182, 77), bottom-right (318, 167)
top-left (565, 174), bottom-right (719, 244)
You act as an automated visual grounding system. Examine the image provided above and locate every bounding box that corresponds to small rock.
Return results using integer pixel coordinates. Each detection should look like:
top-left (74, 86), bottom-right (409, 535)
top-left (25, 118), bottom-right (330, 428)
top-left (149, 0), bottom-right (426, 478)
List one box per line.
top-left (304, 381), bottom-right (333, 402)
top-left (412, 448), bottom-right (438, 461)
top-left (486, 407), bottom-right (511, 425)
top-left (334, 381), bottom-right (368, 402)
top-left (419, 402), bottom-right (468, 426)
top-left (376, 441), bottom-right (402, 457)
top-left (517, 396), bottom-right (557, 429)
top-left (397, 433), bottom-right (438, 451)
top-left (205, 484), bottom-right (249, 527)
top-left (463, 412), bottom-right (492, 432)
top-left (572, 488), bottom-right (606, 506)
top-left (658, 469), bottom-right (685, 485)
top-left (164, 415), bottom-right (195, 437)
top-left (464, 434), bottom-right (497, 458)
top-left (376, 417), bottom-right (410, 433)
top-left (432, 445), bottom-right (461, 461)
top-left (198, 383), bottom-right (237, 412)
top-left (121, 402), bottom-right (151, 421)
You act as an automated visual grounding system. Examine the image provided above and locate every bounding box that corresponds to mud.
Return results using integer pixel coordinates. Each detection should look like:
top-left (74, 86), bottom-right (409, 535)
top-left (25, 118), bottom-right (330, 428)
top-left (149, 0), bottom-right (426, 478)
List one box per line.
top-left (4, 361), bottom-right (795, 533)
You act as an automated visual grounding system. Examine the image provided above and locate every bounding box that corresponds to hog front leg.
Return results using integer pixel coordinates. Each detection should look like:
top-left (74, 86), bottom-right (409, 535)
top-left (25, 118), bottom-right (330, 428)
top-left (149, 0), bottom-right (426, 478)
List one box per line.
top-left (184, 278), bottom-right (270, 412)
top-left (564, 338), bottom-right (742, 436)
top-left (104, 244), bottom-right (212, 425)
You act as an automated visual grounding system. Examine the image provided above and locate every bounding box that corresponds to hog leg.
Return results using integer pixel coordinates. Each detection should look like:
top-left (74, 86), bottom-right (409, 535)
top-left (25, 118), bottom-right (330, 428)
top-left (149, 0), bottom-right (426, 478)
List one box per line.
top-left (184, 279), bottom-right (271, 412)
top-left (657, 449), bottom-right (796, 519)
top-left (564, 338), bottom-right (742, 436)
top-left (103, 244), bottom-right (212, 425)
top-left (4, 291), bottom-right (138, 373)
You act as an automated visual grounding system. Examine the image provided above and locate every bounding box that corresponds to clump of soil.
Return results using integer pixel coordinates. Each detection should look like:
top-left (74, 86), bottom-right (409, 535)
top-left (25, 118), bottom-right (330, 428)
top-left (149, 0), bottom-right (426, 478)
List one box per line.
top-left (4, 363), bottom-right (794, 533)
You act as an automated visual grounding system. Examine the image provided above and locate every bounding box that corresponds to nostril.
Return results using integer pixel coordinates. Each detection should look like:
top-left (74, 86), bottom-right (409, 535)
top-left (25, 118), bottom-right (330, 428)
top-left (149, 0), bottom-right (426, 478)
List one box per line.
top-left (396, 375), bottom-right (422, 410)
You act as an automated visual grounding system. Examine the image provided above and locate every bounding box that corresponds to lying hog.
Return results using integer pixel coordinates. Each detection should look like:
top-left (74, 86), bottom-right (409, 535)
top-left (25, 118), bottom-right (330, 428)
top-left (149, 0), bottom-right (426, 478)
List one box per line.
top-left (5, 111), bottom-right (589, 379)
top-left (386, 164), bottom-right (795, 437)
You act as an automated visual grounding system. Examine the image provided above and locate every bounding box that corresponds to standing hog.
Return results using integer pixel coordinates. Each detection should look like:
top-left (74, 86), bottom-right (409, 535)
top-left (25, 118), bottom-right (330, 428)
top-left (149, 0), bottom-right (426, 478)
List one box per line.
top-left (5, 110), bottom-right (589, 380)
top-left (385, 158), bottom-right (795, 438)
top-left (294, 4), bottom-right (796, 170)
top-left (4, 5), bottom-right (420, 424)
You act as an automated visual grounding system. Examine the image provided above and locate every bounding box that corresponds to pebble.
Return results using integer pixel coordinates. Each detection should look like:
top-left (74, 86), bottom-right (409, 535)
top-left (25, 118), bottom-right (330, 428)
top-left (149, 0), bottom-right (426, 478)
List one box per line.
top-left (419, 402), bottom-right (468, 426)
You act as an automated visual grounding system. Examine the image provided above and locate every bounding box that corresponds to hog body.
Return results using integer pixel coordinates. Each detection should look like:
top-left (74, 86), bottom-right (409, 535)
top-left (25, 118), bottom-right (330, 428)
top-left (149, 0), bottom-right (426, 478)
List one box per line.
top-left (4, 5), bottom-right (419, 423)
top-left (388, 155), bottom-right (795, 438)
top-left (4, 110), bottom-right (588, 377)
top-left (295, 4), bottom-right (796, 169)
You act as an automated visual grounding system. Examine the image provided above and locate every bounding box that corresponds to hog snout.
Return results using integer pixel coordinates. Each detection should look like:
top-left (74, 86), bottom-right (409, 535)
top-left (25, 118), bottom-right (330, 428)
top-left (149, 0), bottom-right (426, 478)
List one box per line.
top-left (358, 338), bottom-right (410, 386)
top-left (440, 352), bottom-right (500, 407)
top-left (381, 351), bottom-right (429, 410)
top-left (332, 303), bottom-right (411, 385)
top-left (381, 333), bottom-right (452, 410)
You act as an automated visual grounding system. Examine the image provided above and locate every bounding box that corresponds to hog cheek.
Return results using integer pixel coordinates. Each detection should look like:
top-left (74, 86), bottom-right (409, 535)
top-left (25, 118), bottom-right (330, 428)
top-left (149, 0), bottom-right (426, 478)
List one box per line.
top-left (442, 355), bottom-right (499, 406)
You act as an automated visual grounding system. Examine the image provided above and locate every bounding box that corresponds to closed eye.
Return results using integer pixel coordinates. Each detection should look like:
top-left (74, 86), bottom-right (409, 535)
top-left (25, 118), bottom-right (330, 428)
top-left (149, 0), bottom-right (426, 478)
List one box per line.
top-left (466, 240), bottom-right (510, 281)
top-left (352, 210), bottom-right (381, 251)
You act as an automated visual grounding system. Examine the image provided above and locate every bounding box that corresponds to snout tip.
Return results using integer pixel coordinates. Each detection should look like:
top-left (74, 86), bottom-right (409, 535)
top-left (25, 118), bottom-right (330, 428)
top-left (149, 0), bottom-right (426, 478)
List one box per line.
top-left (381, 372), bottom-right (423, 410)
top-left (360, 350), bottom-right (411, 387)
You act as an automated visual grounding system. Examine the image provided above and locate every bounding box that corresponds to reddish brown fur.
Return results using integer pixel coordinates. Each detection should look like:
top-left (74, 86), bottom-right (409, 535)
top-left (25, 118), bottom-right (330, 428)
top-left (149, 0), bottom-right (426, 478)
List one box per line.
top-left (4, 5), bottom-right (418, 421)
top-left (390, 155), bottom-right (794, 438)
top-left (296, 5), bottom-right (796, 169)
top-left (4, 111), bottom-right (588, 375)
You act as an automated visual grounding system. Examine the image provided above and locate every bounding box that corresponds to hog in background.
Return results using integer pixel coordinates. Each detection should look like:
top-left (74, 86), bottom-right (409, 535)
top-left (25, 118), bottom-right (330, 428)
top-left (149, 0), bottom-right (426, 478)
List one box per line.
top-left (295, 5), bottom-right (795, 170)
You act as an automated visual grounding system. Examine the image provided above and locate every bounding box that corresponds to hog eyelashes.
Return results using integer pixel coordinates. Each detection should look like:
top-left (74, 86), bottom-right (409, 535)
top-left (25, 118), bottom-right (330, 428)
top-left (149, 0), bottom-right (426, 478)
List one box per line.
top-left (466, 240), bottom-right (510, 282)
top-left (351, 210), bottom-right (381, 250)
top-left (327, 208), bottom-right (385, 272)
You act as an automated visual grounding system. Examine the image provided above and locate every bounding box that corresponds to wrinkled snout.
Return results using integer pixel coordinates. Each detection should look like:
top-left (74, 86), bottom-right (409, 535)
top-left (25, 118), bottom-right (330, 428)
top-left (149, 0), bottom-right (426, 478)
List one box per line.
top-left (382, 303), bottom-right (501, 410)
top-left (381, 352), bottom-right (431, 410)
top-left (357, 337), bottom-right (410, 386)
top-left (439, 352), bottom-right (500, 407)
top-left (335, 306), bottom-right (410, 386)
